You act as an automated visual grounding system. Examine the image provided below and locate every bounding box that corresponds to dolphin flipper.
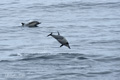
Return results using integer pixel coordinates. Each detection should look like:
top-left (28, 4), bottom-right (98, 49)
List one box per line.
top-left (60, 44), bottom-right (63, 47)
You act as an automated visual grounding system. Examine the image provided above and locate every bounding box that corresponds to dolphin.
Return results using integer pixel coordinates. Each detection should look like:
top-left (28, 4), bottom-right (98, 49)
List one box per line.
top-left (21, 21), bottom-right (41, 27)
top-left (47, 32), bottom-right (71, 49)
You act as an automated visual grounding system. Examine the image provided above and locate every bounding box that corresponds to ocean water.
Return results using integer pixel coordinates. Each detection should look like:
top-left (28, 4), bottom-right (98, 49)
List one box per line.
top-left (0, 0), bottom-right (120, 80)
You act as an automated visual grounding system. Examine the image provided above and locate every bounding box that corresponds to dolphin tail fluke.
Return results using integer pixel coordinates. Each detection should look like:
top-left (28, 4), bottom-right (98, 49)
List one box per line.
top-left (47, 32), bottom-right (52, 37)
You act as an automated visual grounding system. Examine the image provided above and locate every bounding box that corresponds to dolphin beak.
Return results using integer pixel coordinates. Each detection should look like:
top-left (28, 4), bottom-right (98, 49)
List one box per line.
top-left (47, 32), bottom-right (52, 37)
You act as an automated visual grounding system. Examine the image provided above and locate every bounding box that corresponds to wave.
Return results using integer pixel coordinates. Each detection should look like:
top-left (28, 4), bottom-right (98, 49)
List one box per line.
top-left (43, 1), bottom-right (120, 10)
top-left (23, 1), bottom-right (120, 12)
top-left (19, 53), bottom-right (88, 61)
top-left (89, 40), bottom-right (120, 44)
top-left (87, 71), bottom-right (112, 75)
top-left (0, 53), bottom-right (89, 63)
top-left (2, 52), bottom-right (119, 63)
top-left (0, 60), bottom-right (12, 63)
top-left (94, 56), bottom-right (120, 62)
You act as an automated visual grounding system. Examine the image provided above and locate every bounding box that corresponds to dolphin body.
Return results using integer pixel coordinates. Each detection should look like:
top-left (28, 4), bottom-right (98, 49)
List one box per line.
top-left (47, 32), bottom-right (71, 49)
top-left (21, 21), bottom-right (41, 27)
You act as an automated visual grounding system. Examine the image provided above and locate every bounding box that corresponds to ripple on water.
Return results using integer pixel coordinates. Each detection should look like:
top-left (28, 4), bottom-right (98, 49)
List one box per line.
top-left (89, 40), bottom-right (120, 44)
top-left (0, 48), bottom-right (14, 51)
top-left (94, 56), bottom-right (120, 62)
top-left (87, 71), bottom-right (112, 75)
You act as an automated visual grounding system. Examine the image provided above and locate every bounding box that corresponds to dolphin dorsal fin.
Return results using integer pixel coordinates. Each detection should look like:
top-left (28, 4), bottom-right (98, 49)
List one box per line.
top-left (57, 31), bottom-right (60, 35)
top-left (21, 23), bottom-right (25, 26)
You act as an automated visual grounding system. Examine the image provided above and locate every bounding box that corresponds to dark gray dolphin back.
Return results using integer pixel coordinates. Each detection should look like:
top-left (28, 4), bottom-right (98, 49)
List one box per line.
top-left (22, 21), bottom-right (40, 27)
top-left (51, 35), bottom-right (64, 40)
top-left (51, 34), bottom-right (68, 45)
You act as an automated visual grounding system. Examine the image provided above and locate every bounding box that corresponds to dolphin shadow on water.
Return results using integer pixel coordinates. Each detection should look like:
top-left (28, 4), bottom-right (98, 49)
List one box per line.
top-left (47, 31), bottom-right (71, 49)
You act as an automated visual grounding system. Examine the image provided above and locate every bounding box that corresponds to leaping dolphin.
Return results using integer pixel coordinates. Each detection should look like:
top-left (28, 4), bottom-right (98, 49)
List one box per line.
top-left (47, 32), bottom-right (71, 49)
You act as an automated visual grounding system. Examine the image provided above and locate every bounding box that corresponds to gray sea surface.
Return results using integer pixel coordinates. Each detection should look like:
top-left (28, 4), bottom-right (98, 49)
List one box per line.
top-left (0, 0), bottom-right (120, 80)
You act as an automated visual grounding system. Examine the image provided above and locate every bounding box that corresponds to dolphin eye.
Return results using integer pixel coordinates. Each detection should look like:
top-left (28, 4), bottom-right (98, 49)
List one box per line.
top-left (66, 42), bottom-right (69, 44)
